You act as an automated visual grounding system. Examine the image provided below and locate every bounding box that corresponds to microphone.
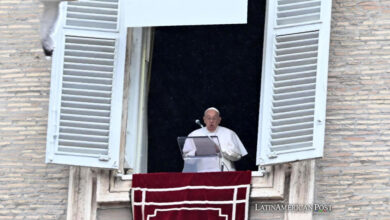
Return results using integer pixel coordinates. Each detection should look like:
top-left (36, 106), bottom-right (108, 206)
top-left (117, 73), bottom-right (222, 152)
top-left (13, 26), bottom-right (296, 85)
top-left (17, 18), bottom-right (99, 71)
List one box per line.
top-left (195, 119), bottom-right (223, 171)
top-left (195, 119), bottom-right (203, 128)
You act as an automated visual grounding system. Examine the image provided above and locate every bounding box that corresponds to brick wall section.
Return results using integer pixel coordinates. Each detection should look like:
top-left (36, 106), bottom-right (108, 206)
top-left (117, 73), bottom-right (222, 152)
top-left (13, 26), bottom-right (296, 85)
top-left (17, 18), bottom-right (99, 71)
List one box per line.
top-left (1, 0), bottom-right (390, 219)
top-left (315, 0), bottom-right (390, 219)
top-left (0, 0), bottom-right (69, 219)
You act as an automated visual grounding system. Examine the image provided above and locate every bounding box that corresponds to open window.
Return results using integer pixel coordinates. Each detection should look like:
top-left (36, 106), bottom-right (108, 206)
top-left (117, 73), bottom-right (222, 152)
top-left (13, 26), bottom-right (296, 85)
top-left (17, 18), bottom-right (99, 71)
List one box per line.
top-left (146, 0), bottom-right (265, 172)
top-left (46, 0), bottom-right (332, 173)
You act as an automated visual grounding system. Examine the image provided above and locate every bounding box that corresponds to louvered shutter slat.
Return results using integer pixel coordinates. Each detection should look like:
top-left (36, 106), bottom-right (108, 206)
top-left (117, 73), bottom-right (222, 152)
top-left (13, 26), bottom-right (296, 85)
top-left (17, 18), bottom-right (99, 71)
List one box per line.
top-left (62, 88), bottom-right (111, 97)
top-left (60, 120), bottom-right (109, 130)
top-left (65, 56), bottom-right (114, 65)
top-left (46, 0), bottom-right (125, 168)
top-left (65, 49), bottom-right (115, 58)
top-left (61, 107), bottom-right (110, 116)
top-left (62, 94), bottom-right (111, 104)
top-left (271, 134), bottom-right (313, 145)
top-left (64, 69), bottom-right (113, 78)
top-left (277, 45), bottom-right (318, 55)
top-left (274, 76), bottom-right (316, 87)
top-left (66, 0), bottom-right (119, 31)
top-left (276, 52), bottom-right (318, 62)
top-left (57, 146), bottom-right (108, 155)
top-left (60, 126), bottom-right (108, 136)
top-left (272, 128), bottom-right (313, 138)
top-left (272, 115), bottom-right (314, 126)
top-left (275, 64), bottom-right (317, 75)
top-left (70, 1), bottom-right (118, 9)
top-left (270, 144), bottom-right (314, 153)
top-left (67, 12), bottom-right (118, 22)
top-left (273, 99), bottom-right (315, 110)
top-left (272, 121), bottom-right (313, 132)
top-left (66, 6), bottom-right (117, 16)
top-left (274, 90), bottom-right (315, 100)
top-left (62, 101), bottom-right (110, 110)
top-left (60, 113), bottom-right (110, 123)
top-left (60, 118), bottom-right (110, 127)
top-left (58, 138), bottom-right (108, 147)
top-left (277, 38), bottom-right (318, 48)
top-left (277, 0), bottom-right (321, 26)
top-left (65, 44), bottom-right (115, 52)
top-left (67, 19), bottom-right (117, 30)
top-left (273, 104), bottom-right (315, 116)
top-left (63, 76), bottom-right (112, 85)
top-left (60, 133), bottom-right (109, 142)
top-left (277, 14), bottom-right (320, 26)
top-left (64, 63), bottom-right (113, 72)
top-left (274, 70), bottom-right (316, 81)
top-left (63, 75), bottom-right (113, 84)
top-left (274, 83), bottom-right (316, 94)
top-left (63, 76), bottom-right (113, 86)
top-left (278, 6), bottom-right (320, 17)
top-left (273, 109), bottom-right (315, 121)
top-left (62, 82), bottom-right (112, 92)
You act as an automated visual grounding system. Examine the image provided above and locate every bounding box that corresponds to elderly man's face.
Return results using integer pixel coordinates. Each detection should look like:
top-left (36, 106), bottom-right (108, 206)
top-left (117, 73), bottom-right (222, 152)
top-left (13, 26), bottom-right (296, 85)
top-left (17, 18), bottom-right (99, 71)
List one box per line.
top-left (203, 109), bottom-right (221, 132)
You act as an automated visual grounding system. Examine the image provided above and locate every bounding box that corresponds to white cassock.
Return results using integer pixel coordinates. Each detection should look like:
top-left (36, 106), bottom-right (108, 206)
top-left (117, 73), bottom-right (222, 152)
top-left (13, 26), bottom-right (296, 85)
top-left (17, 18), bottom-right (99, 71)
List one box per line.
top-left (183, 126), bottom-right (248, 172)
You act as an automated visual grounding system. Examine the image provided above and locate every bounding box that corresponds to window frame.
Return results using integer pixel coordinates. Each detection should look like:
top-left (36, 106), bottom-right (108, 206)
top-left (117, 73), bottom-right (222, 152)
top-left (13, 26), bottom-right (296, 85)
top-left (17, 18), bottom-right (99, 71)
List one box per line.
top-left (123, 27), bottom-right (152, 173)
top-left (46, 0), bottom-right (332, 173)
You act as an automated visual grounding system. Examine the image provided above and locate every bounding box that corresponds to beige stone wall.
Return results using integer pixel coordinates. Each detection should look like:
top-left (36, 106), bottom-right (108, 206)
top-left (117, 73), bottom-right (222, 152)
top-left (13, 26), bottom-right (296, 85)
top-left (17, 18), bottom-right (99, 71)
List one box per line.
top-left (0, 0), bottom-right (69, 219)
top-left (315, 0), bottom-right (390, 219)
top-left (2, 0), bottom-right (390, 219)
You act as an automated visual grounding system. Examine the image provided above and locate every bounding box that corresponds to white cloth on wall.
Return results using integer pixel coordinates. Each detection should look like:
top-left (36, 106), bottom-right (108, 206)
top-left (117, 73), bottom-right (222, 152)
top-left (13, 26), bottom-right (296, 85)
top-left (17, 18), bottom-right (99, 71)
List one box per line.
top-left (184, 126), bottom-right (247, 171)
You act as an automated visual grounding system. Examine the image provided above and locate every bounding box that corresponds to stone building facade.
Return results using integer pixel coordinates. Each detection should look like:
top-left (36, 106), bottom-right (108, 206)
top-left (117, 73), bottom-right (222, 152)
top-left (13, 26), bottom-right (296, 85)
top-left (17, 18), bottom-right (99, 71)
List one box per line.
top-left (0, 1), bottom-right (68, 219)
top-left (315, 0), bottom-right (390, 218)
top-left (0, 0), bottom-right (389, 219)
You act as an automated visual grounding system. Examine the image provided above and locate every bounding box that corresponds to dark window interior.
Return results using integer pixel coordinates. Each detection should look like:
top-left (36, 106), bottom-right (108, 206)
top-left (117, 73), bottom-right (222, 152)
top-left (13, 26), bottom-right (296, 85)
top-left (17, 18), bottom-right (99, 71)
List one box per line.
top-left (147, 0), bottom-right (266, 172)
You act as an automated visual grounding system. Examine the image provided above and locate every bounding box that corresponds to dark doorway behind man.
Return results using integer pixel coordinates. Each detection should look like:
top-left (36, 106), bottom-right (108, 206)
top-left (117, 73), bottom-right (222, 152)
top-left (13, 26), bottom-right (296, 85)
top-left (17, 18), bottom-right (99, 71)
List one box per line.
top-left (148, 0), bottom-right (266, 172)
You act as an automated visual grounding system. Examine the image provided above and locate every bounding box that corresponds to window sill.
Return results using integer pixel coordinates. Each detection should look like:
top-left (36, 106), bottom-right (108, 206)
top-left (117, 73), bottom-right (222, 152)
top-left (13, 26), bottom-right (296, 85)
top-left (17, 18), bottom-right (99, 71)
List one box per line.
top-left (96, 165), bottom-right (286, 203)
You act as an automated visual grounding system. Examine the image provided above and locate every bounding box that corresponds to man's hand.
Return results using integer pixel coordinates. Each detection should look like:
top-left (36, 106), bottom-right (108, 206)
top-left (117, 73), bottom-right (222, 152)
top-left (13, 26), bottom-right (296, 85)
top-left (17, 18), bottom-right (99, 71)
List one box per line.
top-left (222, 149), bottom-right (241, 161)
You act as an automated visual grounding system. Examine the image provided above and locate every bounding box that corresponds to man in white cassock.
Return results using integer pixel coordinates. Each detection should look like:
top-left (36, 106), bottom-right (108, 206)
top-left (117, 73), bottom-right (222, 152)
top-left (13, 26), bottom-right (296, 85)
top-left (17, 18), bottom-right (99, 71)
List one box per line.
top-left (182, 107), bottom-right (248, 172)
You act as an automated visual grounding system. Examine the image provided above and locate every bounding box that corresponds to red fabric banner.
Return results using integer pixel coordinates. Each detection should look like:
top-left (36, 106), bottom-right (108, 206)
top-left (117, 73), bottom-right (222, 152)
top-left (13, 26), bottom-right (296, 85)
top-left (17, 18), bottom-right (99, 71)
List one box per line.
top-left (131, 171), bottom-right (251, 220)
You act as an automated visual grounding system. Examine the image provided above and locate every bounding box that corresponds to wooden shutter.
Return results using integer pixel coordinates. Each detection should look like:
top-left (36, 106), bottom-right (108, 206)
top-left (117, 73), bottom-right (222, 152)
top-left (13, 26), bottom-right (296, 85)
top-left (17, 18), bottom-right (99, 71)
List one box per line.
top-left (46, 0), bottom-right (126, 169)
top-left (257, 0), bottom-right (332, 165)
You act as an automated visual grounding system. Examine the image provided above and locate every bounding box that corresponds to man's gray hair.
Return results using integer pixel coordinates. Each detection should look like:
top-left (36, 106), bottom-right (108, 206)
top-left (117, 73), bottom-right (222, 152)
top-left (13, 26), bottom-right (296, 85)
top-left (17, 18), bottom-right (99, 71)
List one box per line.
top-left (204, 107), bottom-right (220, 116)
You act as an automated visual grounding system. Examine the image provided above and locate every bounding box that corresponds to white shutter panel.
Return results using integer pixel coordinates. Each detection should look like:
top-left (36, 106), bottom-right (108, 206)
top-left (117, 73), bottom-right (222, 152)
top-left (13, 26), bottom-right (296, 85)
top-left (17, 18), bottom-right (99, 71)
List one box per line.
top-left (46, 0), bottom-right (126, 169)
top-left (257, 0), bottom-right (332, 165)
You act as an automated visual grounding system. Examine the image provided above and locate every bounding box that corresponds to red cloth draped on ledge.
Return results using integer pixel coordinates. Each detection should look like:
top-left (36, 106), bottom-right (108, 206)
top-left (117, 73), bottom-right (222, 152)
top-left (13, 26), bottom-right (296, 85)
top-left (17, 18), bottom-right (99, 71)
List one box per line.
top-left (131, 171), bottom-right (251, 220)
